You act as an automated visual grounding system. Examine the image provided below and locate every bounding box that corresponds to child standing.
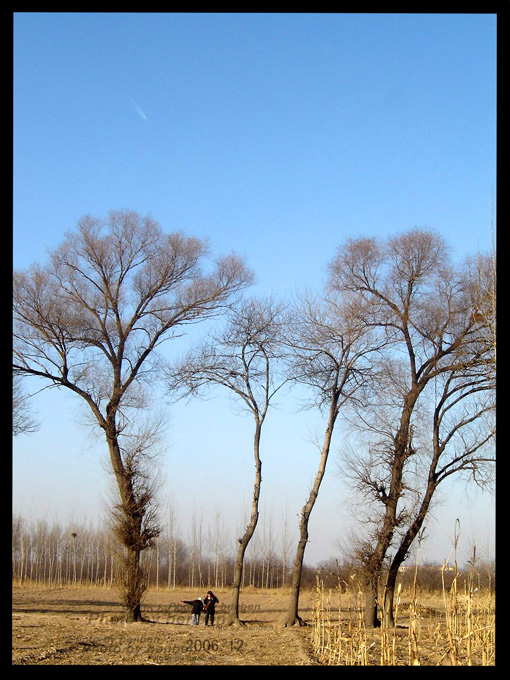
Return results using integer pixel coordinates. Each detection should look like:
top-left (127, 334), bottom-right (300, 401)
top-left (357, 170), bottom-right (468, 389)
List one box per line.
top-left (181, 597), bottom-right (203, 625)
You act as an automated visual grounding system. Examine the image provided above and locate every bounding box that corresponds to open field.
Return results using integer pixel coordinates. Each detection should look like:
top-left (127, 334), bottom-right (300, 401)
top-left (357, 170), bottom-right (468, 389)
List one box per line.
top-left (12, 583), bottom-right (495, 665)
top-left (12, 585), bottom-right (317, 665)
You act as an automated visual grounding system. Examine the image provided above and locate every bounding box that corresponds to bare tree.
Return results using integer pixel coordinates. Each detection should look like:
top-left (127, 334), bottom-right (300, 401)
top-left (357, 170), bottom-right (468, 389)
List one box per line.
top-left (283, 290), bottom-right (380, 626)
top-left (278, 506), bottom-right (294, 588)
top-left (328, 228), bottom-right (496, 626)
top-left (382, 353), bottom-right (495, 624)
top-left (12, 374), bottom-right (39, 436)
top-left (12, 210), bottom-right (252, 621)
top-left (165, 501), bottom-right (180, 590)
top-left (205, 509), bottom-right (227, 589)
top-left (165, 297), bottom-right (287, 625)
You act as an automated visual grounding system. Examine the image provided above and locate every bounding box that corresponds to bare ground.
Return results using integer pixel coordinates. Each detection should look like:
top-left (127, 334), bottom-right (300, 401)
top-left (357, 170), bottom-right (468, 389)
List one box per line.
top-left (12, 585), bottom-right (318, 666)
top-left (12, 584), bottom-right (495, 666)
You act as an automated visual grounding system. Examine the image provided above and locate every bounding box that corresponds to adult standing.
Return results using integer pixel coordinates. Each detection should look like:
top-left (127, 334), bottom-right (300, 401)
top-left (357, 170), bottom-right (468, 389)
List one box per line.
top-left (203, 591), bottom-right (219, 626)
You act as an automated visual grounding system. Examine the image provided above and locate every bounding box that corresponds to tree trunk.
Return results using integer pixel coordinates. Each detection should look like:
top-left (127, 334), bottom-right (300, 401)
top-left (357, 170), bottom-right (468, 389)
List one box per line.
top-left (284, 515), bottom-right (309, 627)
top-left (364, 580), bottom-right (380, 628)
top-left (383, 566), bottom-right (399, 627)
top-left (122, 546), bottom-right (145, 622)
top-left (284, 397), bottom-right (338, 627)
top-left (227, 422), bottom-right (263, 626)
top-left (362, 392), bottom-right (421, 627)
top-left (383, 480), bottom-right (437, 626)
top-left (106, 422), bottom-right (148, 623)
top-left (228, 543), bottom-right (249, 626)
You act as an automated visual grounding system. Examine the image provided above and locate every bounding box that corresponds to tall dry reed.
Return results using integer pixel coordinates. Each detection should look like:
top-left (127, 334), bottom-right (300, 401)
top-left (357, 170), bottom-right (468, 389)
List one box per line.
top-left (312, 564), bottom-right (495, 666)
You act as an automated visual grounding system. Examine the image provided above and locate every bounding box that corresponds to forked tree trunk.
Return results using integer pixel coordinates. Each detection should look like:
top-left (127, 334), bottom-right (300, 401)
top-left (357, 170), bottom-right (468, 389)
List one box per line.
top-left (363, 395), bottom-right (420, 627)
top-left (383, 481), bottom-right (436, 627)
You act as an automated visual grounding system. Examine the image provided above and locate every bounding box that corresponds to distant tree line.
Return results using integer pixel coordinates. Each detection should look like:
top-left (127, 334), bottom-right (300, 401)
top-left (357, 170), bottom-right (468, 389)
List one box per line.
top-left (12, 513), bottom-right (312, 591)
top-left (12, 514), bottom-right (494, 595)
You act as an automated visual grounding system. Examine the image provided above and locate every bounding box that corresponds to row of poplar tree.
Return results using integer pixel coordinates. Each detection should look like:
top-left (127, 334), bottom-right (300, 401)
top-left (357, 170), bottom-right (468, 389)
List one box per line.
top-left (12, 513), bottom-right (316, 591)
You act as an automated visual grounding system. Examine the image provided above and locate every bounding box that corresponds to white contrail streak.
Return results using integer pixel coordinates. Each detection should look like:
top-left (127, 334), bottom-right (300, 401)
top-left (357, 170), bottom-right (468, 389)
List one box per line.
top-left (131, 99), bottom-right (147, 121)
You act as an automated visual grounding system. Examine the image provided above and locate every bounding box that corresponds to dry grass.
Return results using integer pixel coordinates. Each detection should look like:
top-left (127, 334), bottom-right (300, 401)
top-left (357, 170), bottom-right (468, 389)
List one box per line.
top-left (311, 573), bottom-right (495, 666)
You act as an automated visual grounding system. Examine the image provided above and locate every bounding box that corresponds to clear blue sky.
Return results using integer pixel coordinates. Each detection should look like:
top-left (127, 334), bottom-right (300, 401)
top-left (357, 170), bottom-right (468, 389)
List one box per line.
top-left (13, 12), bottom-right (496, 567)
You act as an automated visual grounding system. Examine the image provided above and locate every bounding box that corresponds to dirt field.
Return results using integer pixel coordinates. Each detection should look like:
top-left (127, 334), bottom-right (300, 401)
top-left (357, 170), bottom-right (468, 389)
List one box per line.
top-left (12, 585), bottom-right (318, 665)
top-left (11, 584), bottom-right (495, 666)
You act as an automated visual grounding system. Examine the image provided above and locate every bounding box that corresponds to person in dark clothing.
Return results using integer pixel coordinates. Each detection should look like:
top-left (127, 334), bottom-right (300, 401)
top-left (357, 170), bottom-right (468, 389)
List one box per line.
top-left (181, 597), bottom-right (203, 625)
top-left (203, 591), bottom-right (219, 626)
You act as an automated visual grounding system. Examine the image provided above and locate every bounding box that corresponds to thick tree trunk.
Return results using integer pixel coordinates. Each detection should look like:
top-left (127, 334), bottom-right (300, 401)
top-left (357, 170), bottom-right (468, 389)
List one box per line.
top-left (106, 420), bottom-right (148, 623)
top-left (383, 481), bottom-right (437, 627)
top-left (363, 392), bottom-right (421, 627)
top-left (122, 546), bottom-right (146, 622)
top-left (364, 581), bottom-right (380, 628)
top-left (383, 566), bottom-right (399, 628)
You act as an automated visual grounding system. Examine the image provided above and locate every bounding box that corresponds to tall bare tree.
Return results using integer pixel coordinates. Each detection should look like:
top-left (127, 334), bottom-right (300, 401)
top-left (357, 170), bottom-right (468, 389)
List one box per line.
top-left (383, 355), bottom-right (495, 624)
top-left (165, 297), bottom-right (287, 625)
top-left (328, 228), bottom-right (495, 626)
top-left (13, 209), bottom-right (252, 621)
top-left (283, 291), bottom-right (380, 627)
